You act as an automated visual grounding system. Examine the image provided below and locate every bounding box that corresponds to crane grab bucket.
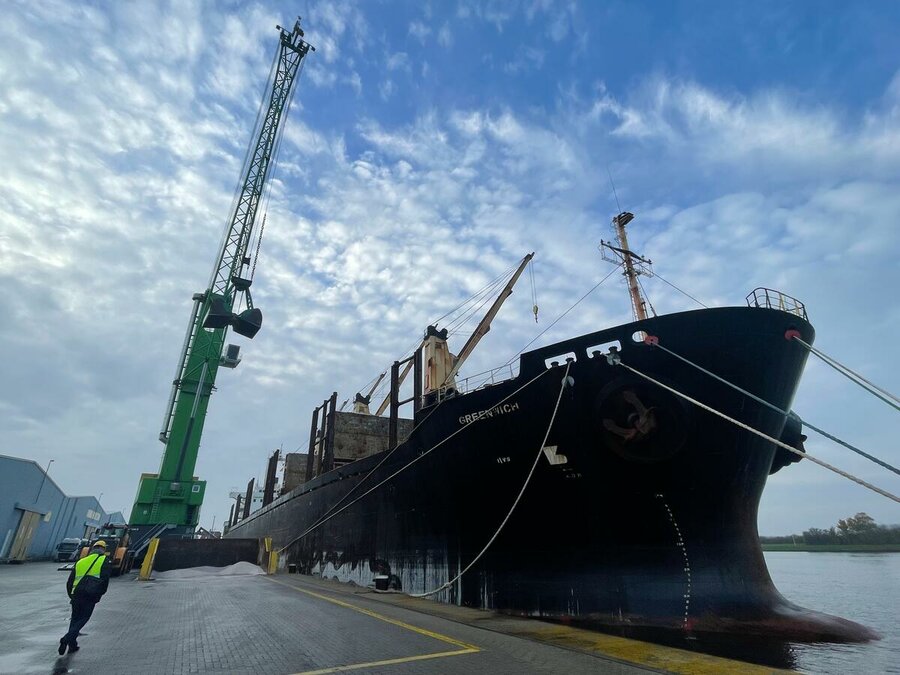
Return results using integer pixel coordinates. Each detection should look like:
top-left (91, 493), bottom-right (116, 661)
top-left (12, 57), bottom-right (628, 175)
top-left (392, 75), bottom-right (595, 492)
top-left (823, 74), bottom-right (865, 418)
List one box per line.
top-left (202, 299), bottom-right (263, 338)
top-left (233, 308), bottom-right (263, 338)
top-left (203, 297), bottom-right (233, 329)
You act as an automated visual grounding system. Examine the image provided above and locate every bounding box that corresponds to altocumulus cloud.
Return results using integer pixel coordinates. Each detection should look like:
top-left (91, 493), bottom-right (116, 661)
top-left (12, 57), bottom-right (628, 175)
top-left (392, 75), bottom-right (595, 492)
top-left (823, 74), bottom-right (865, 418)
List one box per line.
top-left (0, 1), bottom-right (897, 534)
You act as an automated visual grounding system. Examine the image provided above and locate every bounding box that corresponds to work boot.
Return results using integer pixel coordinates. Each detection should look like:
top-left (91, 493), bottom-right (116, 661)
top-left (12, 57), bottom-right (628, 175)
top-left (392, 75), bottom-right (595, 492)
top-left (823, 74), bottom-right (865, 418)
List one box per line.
top-left (58, 639), bottom-right (67, 656)
top-left (67, 641), bottom-right (80, 654)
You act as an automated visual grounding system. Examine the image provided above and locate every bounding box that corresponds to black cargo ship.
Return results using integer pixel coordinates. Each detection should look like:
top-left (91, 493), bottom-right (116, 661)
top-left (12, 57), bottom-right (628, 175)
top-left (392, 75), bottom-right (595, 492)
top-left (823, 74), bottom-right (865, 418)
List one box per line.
top-left (227, 215), bottom-right (874, 642)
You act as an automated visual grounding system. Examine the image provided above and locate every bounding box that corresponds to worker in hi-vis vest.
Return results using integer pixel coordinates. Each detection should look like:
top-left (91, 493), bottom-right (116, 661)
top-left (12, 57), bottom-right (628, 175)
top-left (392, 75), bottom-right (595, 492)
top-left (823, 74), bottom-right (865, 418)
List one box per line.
top-left (59, 540), bottom-right (111, 655)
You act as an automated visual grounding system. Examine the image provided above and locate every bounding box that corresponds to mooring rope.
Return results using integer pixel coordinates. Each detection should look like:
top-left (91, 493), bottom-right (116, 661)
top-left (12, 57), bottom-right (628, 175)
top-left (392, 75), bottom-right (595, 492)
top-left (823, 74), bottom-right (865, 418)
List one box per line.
top-left (648, 339), bottom-right (900, 477)
top-left (412, 362), bottom-right (572, 598)
top-left (503, 267), bottom-right (619, 367)
top-left (791, 335), bottom-right (900, 413)
top-left (275, 365), bottom-right (555, 554)
top-left (608, 355), bottom-right (900, 504)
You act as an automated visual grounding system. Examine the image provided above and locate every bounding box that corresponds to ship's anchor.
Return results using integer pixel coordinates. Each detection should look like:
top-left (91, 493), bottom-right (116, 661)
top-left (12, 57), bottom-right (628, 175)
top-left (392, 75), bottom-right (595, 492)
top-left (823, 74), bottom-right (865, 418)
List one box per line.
top-left (603, 390), bottom-right (657, 441)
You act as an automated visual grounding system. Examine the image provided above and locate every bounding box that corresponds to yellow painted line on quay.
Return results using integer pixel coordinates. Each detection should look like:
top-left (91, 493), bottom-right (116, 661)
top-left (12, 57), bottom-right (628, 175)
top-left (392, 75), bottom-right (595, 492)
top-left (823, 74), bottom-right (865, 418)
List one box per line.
top-left (290, 648), bottom-right (480, 675)
top-left (513, 623), bottom-right (793, 675)
top-left (265, 577), bottom-right (481, 674)
top-left (268, 577), bottom-right (789, 675)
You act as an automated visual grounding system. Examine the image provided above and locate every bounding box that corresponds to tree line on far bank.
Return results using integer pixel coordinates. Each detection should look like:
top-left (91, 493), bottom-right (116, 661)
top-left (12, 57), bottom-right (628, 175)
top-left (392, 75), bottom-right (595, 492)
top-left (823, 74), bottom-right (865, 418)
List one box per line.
top-left (760, 513), bottom-right (900, 545)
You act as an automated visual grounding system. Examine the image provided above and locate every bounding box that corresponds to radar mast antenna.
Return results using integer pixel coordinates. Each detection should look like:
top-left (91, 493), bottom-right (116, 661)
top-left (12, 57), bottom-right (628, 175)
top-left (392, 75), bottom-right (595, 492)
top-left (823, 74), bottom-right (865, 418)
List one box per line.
top-left (600, 204), bottom-right (654, 322)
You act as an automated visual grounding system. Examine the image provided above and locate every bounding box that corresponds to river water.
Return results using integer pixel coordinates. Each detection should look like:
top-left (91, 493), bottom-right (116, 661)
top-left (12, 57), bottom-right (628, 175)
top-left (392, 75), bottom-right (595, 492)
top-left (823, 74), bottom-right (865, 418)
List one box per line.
top-left (657, 552), bottom-right (900, 673)
top-left (603, 552), bottom-right (898, 672)
top-left (763, 552), bottom-right (899, 674)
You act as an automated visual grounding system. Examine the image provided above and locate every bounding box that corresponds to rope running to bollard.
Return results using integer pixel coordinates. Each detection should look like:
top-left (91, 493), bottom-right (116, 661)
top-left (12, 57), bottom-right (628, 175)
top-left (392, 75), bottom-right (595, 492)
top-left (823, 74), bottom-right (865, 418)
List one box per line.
top-left (412, 361), bottom-right (572, 598)
top-left (792, 336), bottom-right (900, 413)
top-left (612, 358), bottom-right (900, 504)
top-left (650, 341), bottom-right (900, 477)
top-left (276, 366), bottom-right (556, 554)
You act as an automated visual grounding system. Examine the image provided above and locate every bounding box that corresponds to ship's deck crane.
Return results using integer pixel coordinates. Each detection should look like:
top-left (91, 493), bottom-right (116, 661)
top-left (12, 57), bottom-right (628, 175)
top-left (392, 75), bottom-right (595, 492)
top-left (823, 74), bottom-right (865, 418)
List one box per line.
top-left (370, 253), bottom-right (534, 416)
top-left (130, 19), bottom-right (314, 534)
top-left (353, 372), bottom-right (386, 414)
top-left (437, 252), bottom-right (534, 389)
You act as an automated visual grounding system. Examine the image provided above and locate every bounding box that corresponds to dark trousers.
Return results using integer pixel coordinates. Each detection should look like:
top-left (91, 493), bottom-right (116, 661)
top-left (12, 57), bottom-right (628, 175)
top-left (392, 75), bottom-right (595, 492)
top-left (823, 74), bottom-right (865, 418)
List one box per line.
top-left (62, 596), bottom-right (97, 645)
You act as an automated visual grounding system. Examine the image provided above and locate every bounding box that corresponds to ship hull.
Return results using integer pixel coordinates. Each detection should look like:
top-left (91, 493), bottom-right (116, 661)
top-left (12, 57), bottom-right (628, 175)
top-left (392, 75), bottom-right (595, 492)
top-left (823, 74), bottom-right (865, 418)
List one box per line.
top-left (228, 307), bottom-right (875, 642)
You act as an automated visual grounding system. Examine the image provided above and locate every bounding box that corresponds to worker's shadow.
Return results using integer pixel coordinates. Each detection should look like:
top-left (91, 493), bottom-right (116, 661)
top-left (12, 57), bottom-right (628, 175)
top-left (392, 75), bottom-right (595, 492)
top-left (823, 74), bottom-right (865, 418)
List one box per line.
top-left (51, 654), bottom-right (71, 674)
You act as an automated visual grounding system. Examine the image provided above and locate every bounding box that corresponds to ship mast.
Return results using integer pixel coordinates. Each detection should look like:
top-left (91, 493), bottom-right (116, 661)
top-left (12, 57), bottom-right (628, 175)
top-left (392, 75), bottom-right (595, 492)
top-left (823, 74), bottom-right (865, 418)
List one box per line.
top-left (601, 212), bottom-right (654, 322)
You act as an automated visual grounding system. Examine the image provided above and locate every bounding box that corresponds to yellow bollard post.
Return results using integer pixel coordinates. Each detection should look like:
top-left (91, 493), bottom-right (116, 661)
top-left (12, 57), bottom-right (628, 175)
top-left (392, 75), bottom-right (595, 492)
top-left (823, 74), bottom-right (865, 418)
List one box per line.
top-left (267, 550), bottom-right (278, 575)
top-left (139, 538), bottom-right (160, 581)
top-left (259, 536), bottom-right (272, 568)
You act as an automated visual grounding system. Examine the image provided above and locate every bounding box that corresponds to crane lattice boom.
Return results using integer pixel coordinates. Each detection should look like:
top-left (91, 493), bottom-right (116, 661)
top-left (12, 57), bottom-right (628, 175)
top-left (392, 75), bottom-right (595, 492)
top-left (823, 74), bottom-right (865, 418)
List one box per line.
top-left (130, 19), bottom-right (313, 533)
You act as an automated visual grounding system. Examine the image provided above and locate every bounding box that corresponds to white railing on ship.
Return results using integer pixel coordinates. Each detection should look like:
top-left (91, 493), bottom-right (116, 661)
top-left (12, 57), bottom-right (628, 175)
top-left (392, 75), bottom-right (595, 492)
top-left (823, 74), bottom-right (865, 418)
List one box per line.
top-left (745, 287), bottom-right (808, 320)
top-left (453, 362), bottom-right (521, 396)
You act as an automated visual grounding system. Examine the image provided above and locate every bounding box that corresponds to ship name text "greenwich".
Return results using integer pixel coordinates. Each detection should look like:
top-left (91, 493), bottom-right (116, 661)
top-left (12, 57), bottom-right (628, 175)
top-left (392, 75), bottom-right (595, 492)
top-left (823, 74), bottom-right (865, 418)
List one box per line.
top-left (459, 402), bottom-right (520, 426)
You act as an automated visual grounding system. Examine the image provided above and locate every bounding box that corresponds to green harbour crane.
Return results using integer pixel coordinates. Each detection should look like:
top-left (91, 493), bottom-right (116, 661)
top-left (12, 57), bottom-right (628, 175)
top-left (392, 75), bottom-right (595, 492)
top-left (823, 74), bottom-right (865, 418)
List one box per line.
top-left (130, 19), bottom-right (314, 536)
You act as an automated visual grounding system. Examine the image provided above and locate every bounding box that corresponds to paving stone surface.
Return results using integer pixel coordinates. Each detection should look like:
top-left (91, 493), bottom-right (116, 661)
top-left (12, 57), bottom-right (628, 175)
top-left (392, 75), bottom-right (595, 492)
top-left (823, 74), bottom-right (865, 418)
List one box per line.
top-left (1, 562), bottom-right (653, 675)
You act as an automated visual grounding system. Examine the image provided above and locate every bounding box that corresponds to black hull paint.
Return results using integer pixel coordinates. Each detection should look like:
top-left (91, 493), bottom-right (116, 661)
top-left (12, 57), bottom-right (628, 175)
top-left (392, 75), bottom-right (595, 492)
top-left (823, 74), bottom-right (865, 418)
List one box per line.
top-left (228, 307), bottom-right (875, 642)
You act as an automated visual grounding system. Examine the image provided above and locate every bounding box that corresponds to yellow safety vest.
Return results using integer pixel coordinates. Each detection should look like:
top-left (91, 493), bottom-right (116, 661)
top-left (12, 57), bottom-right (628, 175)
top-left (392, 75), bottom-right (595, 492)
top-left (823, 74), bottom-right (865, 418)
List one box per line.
top-left (72, 553), bottom-right (104, 592)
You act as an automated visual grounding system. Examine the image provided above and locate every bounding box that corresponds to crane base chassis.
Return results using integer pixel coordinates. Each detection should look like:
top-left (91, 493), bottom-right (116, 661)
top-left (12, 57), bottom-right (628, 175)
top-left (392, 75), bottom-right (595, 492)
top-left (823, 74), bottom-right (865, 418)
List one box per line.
top-left (130, 473), bottom-right (206, 528)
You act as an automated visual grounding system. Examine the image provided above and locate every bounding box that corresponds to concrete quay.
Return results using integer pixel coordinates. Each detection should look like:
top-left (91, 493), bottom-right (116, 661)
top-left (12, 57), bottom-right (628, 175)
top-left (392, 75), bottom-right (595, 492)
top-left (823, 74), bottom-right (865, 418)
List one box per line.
top-left (0, 562), bottom-right (788, 675)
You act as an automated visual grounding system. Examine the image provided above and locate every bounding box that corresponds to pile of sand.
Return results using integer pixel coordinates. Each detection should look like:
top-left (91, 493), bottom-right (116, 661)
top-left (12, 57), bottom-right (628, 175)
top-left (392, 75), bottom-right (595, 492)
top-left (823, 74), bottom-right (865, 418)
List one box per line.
top-left (153, 561), bottom-right (264, 579)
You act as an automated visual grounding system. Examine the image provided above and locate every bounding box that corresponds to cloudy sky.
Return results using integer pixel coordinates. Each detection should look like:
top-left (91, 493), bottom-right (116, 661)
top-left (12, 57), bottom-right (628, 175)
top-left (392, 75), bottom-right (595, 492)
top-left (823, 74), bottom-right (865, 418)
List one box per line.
top-left (2, 0), bottom-right (898, 536)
